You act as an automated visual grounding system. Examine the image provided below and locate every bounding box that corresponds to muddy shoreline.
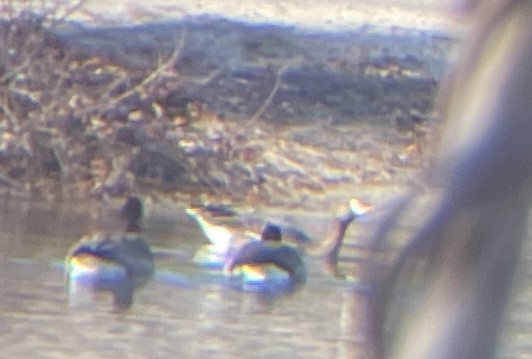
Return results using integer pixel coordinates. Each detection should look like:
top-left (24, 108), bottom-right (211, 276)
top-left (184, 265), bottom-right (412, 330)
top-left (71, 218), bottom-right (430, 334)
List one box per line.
top-left (0, 16), bottom-right (455, 209)
top-left (57, 17), bottom-right (454, 123)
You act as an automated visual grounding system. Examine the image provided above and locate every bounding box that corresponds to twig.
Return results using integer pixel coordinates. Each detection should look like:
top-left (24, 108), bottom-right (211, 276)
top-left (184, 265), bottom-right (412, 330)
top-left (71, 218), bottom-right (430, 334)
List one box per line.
top-left (247, 56), bottom-right (303, 124)
top-left (75, 27), bottom-right (187, 117)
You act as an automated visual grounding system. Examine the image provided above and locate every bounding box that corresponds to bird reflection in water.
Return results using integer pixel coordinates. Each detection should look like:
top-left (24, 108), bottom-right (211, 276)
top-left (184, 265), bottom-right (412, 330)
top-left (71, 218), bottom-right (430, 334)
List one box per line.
top-left (65, 196), bottom-right (154, 311)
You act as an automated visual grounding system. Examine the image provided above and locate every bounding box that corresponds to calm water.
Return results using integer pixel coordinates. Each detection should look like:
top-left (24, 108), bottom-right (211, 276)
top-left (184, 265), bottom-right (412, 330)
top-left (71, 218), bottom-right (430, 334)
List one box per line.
top-left (0, 198), bottom-right (374, 358)
top-left (2, 198), bottom-right (532, 358)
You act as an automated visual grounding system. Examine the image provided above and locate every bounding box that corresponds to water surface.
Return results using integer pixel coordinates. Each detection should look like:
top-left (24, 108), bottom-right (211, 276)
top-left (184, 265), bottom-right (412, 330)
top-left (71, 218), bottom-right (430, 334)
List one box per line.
top-left (2, 198), bottom-right (532, 358)
top-left (0, 198), bottom-right (373, 358)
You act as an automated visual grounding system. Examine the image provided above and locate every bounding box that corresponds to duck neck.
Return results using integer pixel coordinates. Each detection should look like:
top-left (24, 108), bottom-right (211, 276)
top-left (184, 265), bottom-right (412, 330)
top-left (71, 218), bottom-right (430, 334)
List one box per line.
top-left (327, 216), bottom-right (354, 261)
top-left (308, 215), bottom-right (354, 258)
top-left (126, 218), bottom-right (141, 233)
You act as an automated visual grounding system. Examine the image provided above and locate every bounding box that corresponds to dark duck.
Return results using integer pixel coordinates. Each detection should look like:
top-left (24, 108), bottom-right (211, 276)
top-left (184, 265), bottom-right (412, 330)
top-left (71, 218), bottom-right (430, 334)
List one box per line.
top-left (224, 223), bottom-right (307, 290)
top-left (65, 196), bottom-right (155, 310)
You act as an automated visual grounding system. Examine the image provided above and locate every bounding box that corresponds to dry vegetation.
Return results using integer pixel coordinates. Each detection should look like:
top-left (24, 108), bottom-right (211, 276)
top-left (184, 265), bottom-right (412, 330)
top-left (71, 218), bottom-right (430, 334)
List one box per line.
top-left (0, 0), bottom-right (215, 199)
top-left (0, 0), bottom-right (436, 209)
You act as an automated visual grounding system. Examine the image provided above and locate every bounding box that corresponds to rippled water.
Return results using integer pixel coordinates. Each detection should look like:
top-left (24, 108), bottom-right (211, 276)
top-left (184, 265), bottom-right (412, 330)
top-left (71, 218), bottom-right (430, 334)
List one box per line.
top-left (0, 198), bottom-right (375, 358)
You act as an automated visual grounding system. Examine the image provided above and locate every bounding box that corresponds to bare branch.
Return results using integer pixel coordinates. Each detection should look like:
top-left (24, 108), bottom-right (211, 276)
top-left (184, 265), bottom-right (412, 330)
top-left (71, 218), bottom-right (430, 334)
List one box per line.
top-left (248, 56), bottom-right (303, 124)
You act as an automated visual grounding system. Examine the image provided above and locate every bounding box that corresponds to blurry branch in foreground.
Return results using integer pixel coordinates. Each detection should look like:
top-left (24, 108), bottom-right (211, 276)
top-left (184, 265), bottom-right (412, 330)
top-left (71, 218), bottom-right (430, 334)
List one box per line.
top-left (367, 1), bottom-right (532, 358)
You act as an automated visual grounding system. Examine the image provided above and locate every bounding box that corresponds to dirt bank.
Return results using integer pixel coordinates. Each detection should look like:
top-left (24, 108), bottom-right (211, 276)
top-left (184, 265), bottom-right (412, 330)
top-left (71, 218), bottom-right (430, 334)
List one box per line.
top-left (0, 15), bottom-right (454, 210)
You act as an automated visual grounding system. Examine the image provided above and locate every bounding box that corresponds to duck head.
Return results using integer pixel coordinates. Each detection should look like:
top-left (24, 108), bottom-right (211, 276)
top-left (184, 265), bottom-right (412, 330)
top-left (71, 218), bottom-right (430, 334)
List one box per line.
top-left (343, 198), bottom-right (373, 223)
top-left (261, 223), bottom-right (282, 242)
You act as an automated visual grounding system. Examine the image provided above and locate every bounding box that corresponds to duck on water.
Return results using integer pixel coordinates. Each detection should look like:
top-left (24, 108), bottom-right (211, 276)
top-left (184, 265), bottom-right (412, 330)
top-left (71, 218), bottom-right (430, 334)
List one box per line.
top-left (65, 196), bottom-right (155, 310)
top-left (187, 198), bottom-right (373, 275)
top-left (224, 223), bottom-right (307, 292)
